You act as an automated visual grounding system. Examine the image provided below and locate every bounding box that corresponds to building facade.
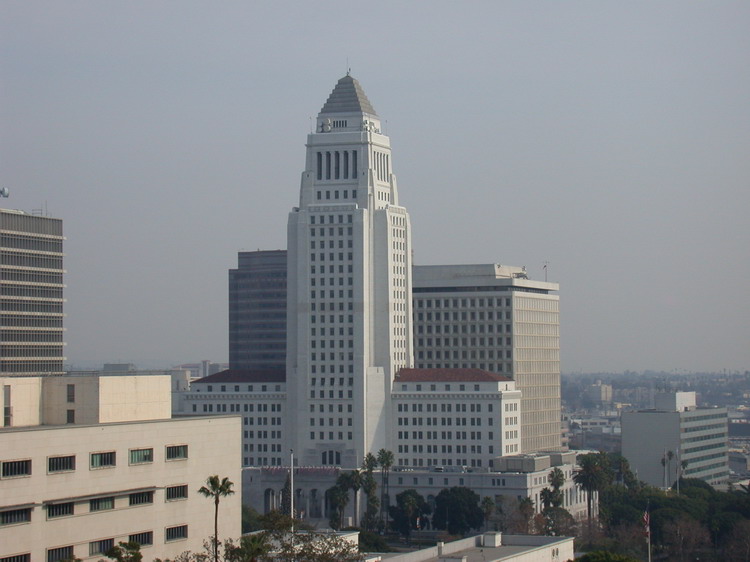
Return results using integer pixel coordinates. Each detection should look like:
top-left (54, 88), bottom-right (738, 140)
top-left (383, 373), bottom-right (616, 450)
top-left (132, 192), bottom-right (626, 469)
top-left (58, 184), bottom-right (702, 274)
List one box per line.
top-left (0, 372), bottom-right (241, 561)
top-left (622, 392), bottom-right (729, 489)
top-left (412, 264), bottom-right (561, 453)
top-left (180, 369), bottom-right (287, 468)
top-left (391, 368), bottom-right (521, 469)
top-left (286, 75), bottom-right (414, 467)
top-left (0, 209), bottom-right (65, 377)
top-left (229, 250), bottom-right (287, 370)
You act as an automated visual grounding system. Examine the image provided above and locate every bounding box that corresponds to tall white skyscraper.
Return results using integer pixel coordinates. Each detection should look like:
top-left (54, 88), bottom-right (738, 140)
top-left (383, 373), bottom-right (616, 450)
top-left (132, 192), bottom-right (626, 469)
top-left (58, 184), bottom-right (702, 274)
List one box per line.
top-left (286, 75), bottom-right (413, 467)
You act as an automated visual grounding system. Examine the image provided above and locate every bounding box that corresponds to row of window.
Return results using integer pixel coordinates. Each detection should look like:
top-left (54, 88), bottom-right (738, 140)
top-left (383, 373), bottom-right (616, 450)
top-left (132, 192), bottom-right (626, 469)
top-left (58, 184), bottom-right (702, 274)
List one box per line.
top-left (397, 417), bottom-right (492, 427)
top-left (0, 446), bottom-right (187, 477)
top-left (397, 402), bottom-right (493, 413)
top-left (315, 150), bottom-right (358, 181)
top-left (397, 444), bottom-right (490, 455)
top-left (416, 297), bottom-right (512, 309)
top-left (38, 527), bottom-right (184, 562)
top-left (198, 384), bottom-right (282, 393)
top-left (397, 430), bottom-right (494, 441)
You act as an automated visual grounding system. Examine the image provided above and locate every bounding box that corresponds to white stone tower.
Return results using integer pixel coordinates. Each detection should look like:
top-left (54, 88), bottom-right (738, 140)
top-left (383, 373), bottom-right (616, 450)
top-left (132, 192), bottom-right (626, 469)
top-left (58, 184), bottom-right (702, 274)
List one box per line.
top-left (286, 75), bottom-right (413, 467)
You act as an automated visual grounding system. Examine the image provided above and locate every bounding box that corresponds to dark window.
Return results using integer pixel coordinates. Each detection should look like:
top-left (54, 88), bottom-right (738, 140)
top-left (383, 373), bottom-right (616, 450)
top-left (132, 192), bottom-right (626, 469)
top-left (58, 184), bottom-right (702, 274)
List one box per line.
top-left (66, 384), bottom-right (75, 403)
top-left (89, 539), bottom-right (114, 556)
top-left (129, 448), bottom-right (153, 464)
top-left (129, 491), bottom-right (154, 506)
top-left (47, 503), bottom-right (74, 518)
top-left (1, 459), bottom-right (31, 477)
top-left (48, 455), bottom-right (75, 473)
top-left (90, 451), bottom-right (116, 468)
top-left (89, 497), bottom-right (114, 511)
top-left (47, 546), bottom-right (74, 562)
top-left (66, 409), bottom-right (75, 424)
top-left (166, 525), bottom-right (188, 541)
top-left (1, 554), bottom-right (31, 562)
top-left (0, 508), bottom-right (31, 525)
top-left (128, 531), bottom-right (153, 546)
top-left (166, 485), bottom-right (188, 501)
top-left (166, 445), bottom-right (188, 460)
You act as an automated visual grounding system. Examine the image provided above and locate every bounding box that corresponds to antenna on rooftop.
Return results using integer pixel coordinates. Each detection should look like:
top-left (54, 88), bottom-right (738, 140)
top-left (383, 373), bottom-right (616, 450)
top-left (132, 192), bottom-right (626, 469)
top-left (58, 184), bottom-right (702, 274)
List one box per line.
top-left (543, 261), bottom-right (550, 282)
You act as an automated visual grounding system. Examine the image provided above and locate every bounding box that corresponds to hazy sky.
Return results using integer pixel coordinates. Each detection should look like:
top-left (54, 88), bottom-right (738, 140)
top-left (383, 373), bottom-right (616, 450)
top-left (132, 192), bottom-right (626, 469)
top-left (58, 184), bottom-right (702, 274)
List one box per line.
top-left (2, 2), bottom-right (748, 373)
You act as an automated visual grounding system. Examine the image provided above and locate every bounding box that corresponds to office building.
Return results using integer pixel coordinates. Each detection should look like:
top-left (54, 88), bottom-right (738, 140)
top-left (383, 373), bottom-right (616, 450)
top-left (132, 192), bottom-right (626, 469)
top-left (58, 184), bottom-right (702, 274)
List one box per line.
top-left (0, 209), bottom-right (65, 376)
top-left (286, 74), bottom-right (414, 467)
top-left (412, 264), bottom-right (561, 453)
top-left (622, 391), bottom-right (729, 489)
top-left (0, 373), bottom-right (241, 561)
top-left (229, 250), bottom-right (287, 370)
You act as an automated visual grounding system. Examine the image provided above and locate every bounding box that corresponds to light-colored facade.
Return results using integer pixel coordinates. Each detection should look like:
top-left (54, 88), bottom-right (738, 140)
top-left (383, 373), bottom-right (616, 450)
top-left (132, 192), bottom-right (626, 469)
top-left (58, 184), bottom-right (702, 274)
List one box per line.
top-left (412, 264), bottom-right (561, 453)
top-left (391, 368), bottom-right (521, 469)
top-left (286, 75), bottom-right (414, 467)
top-left (177, 369), bottom-right (287, 467)
top-left (0, 415), bottom-right (241, 562)
top-left (622, 392), bottom-right (729, 489)
top-left (0, 208), bottom-right (65, 377)
top-left (243, 452), bottom-right (587, 526)
top-left (1, 372), bottom-right (241, 561)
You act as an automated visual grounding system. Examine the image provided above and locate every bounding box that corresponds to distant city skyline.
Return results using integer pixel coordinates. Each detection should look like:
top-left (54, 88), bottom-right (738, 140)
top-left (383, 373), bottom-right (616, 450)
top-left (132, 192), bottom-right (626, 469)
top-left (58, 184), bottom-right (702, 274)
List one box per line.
top-left (2, 2), bottom-right (748, 373)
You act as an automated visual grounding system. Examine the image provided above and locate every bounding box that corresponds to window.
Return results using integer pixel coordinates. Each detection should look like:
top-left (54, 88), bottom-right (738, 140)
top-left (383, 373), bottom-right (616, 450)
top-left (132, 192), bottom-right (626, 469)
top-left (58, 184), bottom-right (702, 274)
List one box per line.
top-left (1, 459), bottom-right (31, 478)
top-left (129, 448), bottom-right (153, 464)
top-left (46, 546), bottom-right (74, 562)
top-left (0, 507), bottom-right (31, 526)
top-left (47, 503), bottom-right (74, 518)
top-left (66, 384), bottom-right (75, 403)
top-left (166, 485), bottom-right (188, 501)
top-left (166, 445), bottom-right (188, 460)
top-left (89, 539), bottom-right (114, 556)
top-left (48, 455), bottom-right (75, 473)
top-left (90, 497), bottom-right (114, 511)
top-left (166, 525), bottom-right (188, 541)
top-left (129, 491), bottom-right (154, 506)
top-left (1, 554), bottom-right (31, 562)
top-left (90, 451), bottom-right (116, 468)
top-left (129, 531), bottom-right (153, 546)
top-left (65, 410), bottom-right (75, 424)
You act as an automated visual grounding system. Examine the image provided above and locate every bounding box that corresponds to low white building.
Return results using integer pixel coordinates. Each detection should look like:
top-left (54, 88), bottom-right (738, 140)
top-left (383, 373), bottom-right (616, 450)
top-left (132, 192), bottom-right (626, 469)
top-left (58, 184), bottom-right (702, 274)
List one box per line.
top-left (391, 368), bottom-right (521, 468)
top-left (0, 374), bottom-right (242, 561)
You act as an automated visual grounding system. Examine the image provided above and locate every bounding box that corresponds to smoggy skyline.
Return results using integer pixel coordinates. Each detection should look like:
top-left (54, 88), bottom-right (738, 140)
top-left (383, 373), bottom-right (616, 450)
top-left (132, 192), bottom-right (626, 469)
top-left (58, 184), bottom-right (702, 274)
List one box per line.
top-left (2, 2), bottom-right (748, 373)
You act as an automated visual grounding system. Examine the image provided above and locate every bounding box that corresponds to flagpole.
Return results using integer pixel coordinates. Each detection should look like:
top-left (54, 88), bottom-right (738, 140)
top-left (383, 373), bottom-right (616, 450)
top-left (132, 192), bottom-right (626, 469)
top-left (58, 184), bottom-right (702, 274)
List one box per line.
top-left (290, 449), bottom-right (294, 533)
top-left (644, 501), bottom-right (652, 562)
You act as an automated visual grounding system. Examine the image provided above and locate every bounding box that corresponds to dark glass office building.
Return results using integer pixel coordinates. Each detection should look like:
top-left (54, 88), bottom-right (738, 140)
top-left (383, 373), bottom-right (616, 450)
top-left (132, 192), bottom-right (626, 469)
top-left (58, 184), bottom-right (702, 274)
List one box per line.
top-left (228, 250), bottom-right (286, 370)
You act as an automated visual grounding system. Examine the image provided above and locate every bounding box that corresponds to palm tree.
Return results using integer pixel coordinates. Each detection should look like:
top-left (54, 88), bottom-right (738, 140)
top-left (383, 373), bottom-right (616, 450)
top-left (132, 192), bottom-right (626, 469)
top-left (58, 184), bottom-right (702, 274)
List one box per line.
top-left (198, 475), bottom-right (235, 562)
top-left (377, 449), bottom-right (394, 528)
top-left (348, 469), bottom-right (362, 527)
top-left (539, 488), bottom-right (556, 511)
top-left (361, 454), bottom-right (379, 531)
top-left (518, 497), bottom-right (534, 534)
top-left (549, 467), bottom-right (565, 492)
top-left (573, 453), bottom-right (609, 543)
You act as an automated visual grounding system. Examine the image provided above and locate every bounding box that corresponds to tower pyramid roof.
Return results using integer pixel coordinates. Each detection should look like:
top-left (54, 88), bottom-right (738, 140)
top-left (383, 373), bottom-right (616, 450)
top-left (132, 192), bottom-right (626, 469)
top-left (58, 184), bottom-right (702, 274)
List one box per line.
top-left (320, 75), bottom-right (377, 116)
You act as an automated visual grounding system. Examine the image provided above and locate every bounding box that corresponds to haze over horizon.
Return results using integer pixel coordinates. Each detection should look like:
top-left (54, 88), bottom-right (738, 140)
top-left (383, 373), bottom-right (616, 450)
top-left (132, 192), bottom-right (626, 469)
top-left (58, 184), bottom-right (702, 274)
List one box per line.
top-left (2, 2), bottom-right (748, 373)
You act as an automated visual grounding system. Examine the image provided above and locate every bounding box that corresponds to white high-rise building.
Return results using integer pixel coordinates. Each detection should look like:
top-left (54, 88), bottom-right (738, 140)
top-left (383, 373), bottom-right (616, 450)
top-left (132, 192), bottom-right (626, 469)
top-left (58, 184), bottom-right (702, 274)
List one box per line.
top-left (286, 75), bottom-right (413, 467)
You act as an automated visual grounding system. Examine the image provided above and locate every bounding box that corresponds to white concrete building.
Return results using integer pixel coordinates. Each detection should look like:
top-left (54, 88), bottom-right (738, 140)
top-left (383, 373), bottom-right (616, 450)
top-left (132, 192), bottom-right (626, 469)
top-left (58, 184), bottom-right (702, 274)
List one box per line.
top-left (412, 264), bottom-right (561, 453)
top-left (286, 74), bottom-right (414, 467)
top-left (622, 391), bottom-right (729, 489)
top-left (391, 368), bottom-right (521, 469)
top-left (177, 369), bottom-right (287, 467)
top-left (0, 374), bottom-right (242, 561)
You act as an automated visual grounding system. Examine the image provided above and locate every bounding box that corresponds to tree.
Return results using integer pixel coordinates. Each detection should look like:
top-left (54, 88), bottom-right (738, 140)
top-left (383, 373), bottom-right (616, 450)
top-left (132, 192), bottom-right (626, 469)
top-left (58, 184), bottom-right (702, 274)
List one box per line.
top-left (432, 487), bottom-right (484, 536)
top-left (271, 529), bottom-right (363, 561)
top-left (541, 506), bottom-right (576, 536)
top-left (376, 449), bottom-right (394, 528)
top-left (105, 542), bottom-right (143, 562)
top-left (481, 496), bottom-right (495, 531)
top-left (281, 474), bottom-right (292, 517)
top-left (539, 488), bottom-right (557, 511)
top-left (198, 475), bottom-right (235, 562)
top-left (327, 480), bottom-right (350, 530)
top-left (223, 534), bottom-right (271, 562)
top-left (517, 496), bottom-right (535, 534)
top-left (348, 469), bottom-right (362, 527)
top-left (360, 454), bottom-right (379, 532)
top-left (573, 453), bottom-right (611, 542)
top-left (388, 489), bottom-right (431, 540)
top-left (549, 467), bottom-right (565, 493)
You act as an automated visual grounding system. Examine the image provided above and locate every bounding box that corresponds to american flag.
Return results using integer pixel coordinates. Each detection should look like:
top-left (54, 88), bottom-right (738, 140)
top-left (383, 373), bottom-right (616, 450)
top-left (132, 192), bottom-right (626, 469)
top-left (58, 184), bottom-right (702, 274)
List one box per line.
top-left (643, 510), bottom-right (650, 538)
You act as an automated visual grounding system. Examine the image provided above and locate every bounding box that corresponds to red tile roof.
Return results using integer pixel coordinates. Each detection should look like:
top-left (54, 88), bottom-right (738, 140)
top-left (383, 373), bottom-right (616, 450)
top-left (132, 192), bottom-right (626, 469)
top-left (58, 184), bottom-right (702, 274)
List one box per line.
top-left (192, 369), bottom-right (286, 384)
top-left (395, 368), bottom-right (512, 383)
